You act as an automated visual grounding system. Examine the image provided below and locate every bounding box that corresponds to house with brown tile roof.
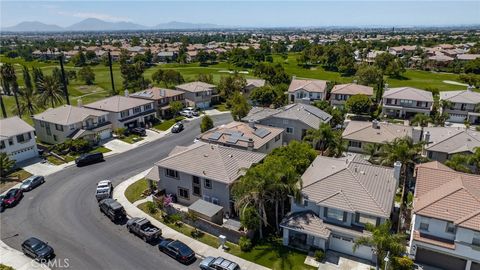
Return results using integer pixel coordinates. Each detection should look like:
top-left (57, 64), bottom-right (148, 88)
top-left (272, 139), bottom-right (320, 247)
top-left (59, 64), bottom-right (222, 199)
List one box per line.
top-left (288, 78), bottom-right (328, 103)
top-left (408, 162), bottom-right (480, 269)
top-left (381, 86), bottom-right (434, 119)
top-left (330, 83), bottom-right (374, 108)
top-left (243, 79), bottom-right (265, 96)
top-left (175, 81), bottom-right (218, 109)
top-left (440, 86), bottom-right (480, 124)
top-left (149, 142), bottom-right (266, 216)
top-left (281, 153), bottom-right (399, 262)
top-left (129, 87), bottom-right (185, 119)
top-left (342, 120), bottom-right (421, 153)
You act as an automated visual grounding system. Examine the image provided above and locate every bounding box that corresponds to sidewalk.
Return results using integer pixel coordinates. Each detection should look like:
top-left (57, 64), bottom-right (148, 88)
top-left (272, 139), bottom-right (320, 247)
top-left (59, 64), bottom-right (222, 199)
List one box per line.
top-left (0, 240), bottom-right (50, 270)
top-left (113, 169), bottom-right (270, 270)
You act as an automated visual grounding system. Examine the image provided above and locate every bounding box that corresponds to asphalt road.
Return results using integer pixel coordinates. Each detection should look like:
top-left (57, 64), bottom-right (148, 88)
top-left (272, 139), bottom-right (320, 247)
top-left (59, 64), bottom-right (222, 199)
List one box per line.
top-left (0, 113), bottom-right (233, 270)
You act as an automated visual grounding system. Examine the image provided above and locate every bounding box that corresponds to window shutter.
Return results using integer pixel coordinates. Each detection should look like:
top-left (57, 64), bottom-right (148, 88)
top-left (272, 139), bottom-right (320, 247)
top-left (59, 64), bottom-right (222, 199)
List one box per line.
top-left (376, 218), bottom-right (381, 227)
top-left (323, 208), bottom-right (328, 218)
top-left (343, 212), bottom-right (348, 222)
top-left (355, 213), bottom-right (359, 223)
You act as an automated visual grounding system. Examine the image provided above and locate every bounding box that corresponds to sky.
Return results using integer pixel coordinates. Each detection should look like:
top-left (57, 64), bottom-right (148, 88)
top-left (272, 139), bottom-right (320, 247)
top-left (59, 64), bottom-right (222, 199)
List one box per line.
top-left (1, 1), bottom-right (479, 28)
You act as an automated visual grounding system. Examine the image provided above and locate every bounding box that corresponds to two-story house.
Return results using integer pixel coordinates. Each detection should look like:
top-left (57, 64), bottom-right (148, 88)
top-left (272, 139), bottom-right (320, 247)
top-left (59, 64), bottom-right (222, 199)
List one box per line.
top-left (409, 162), bottom-right (480, 270)
top-left (440, 86), bottom-right (480, 124)
top-left (281, 154), bottom-right (398, 263)
top-left (0, 116), bottom-right (38, 163)
top-left (175, 81), bottom-right (218, 109)
top-left (382, 87), bottom-right (433, 119)
top-left (330, 83), bottom-right (374, 108)
top-left (83, 94), bottom-right (156, 129)
top-left (130, 87), bottom-right (185, 119)
top-left (421, 127), bottom-right (480, 162)
top-left (243, 79), bottom-right (266, 96)
top-left (33, 105), bottom-right (112, 144)
top-left (242, 103), bottom-right (332, 143)
top-left (288, 78), bottom-right (327, 103)
top-left (147, 142), bottom-right (266, 216)
top-left (198, 121), bottom-right (284, 153)
top-left (342, 120), bottom-right (421, 153)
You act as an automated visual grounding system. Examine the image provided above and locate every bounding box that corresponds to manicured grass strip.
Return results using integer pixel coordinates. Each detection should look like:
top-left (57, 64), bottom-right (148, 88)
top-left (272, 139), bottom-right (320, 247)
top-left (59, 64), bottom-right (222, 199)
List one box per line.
top-left (213, 103), bottom-right (229, 112)
top-left (226, 239), bottom-right (316, 270)
top-left (125, 178), bottom-right (148, 203)
top-left (46, 155), bottom-right (65, 165)
top-left (153, 116), bottom-right (185, 131)
top-left (120, 134), bottom-right (144, 144)
top-left (137, 202), bottom-right (220, 248)
top-left (89, 146), bottom-right (112, 154)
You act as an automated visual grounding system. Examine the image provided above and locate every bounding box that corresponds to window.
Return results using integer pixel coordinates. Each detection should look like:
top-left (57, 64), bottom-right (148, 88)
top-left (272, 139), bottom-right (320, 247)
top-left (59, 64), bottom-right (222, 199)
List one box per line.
top-left (303, 199), bottom-right (308, 207)
top-left (16, 134), bottom-right (25, 143)
top-left (473, 232), bottom-right (480, 247)
top-left (8, 138), bottom-right (13, 146)
top-left (178, 187), bottom-right (189, 200)
top-left (55, 124), bottom-right (63, 131)
top-left (0, 141), bottom-right (5, 149)
top-left (192, 176), bottom-right (201, 197)
top-left (445, 222), bottom-right (455, 234)
top-left (70, 124), bottom-right (76, 130)
top-left (325, 208), bottom-right (345, 222)
top-left (53, 135), bottom-right (58, 142)
top-left (165, 169), bottom-right (179, 178)
top-left (357, 213), bottom-right (378, 226)
top-left (204, 179), bottom-right (212, 189)
top-left (275, 134), bottom-right (281, 142)
top-left (39, 121), bottom-right (45, 127)
top-left (144, 104), bottom-right (152, 110)
top-left (46, 123), bottom-right (51, 136)
top-left (120, 110), bottom-right (130, 118)
top-left (286, 127), bottom-right (294, 134)
top-left (283, 119), bottom-right (289, 124)
top-left (133, 106), bottom-right (141, 114)
top-left (266, 142), bottom-right (270, 150)
top-left (419, 222), bottom-right (429, 231)
top-left (348, 141), bottom-right (362, 148)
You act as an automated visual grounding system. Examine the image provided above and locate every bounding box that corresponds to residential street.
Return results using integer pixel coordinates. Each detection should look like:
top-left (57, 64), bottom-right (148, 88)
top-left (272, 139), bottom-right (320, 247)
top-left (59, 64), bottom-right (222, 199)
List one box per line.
top-left (0, 113), bottom-right (232, 270)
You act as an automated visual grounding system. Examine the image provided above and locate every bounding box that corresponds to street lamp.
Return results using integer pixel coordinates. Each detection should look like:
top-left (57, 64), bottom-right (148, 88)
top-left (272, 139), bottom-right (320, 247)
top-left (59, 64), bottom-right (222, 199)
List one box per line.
top-left (384, 251), bottom-right (390, 270)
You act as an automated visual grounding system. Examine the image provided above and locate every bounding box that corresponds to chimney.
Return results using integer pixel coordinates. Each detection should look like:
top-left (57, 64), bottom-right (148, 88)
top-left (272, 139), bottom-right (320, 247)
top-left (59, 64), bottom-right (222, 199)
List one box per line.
top-left (424, 131), bottom-right (431, 144)
top-left (372, 119), bottom-right (379, 129)
top-left (160, 89), bottom-right (166, 97)
top-left (77, 98), bottom-right (83, 107)
top-left (467, 85), bottom-right (473, 92)
top-left (124, 89), bottom-right (129, 97)
top-left (248, 120), bottom-right (256, 129)
top-left (292, 75), bottom-right (296, 80)
top-left (384, 83), bottom-right (389, 92)
top-left (247, 138), bottom-right (254, 150)
top-left (393, 161), bottom-right (402, 186)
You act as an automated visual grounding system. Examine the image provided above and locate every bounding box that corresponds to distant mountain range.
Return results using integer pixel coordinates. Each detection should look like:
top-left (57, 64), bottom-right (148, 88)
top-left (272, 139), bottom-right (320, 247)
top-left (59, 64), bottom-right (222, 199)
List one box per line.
top-left (1, 18), bottom-right (226, 32)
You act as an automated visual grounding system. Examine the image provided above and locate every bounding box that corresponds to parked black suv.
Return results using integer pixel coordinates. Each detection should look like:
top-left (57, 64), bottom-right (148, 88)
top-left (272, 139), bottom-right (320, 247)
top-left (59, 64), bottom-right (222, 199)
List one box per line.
top-left (22, 237), bottom-right (55, 261)
top-left (129, 127), bottom-right (146, 136)
top-left (99, 198), bottom-right (127, 222)
top-left (75, 152), bottom-right (104, 166)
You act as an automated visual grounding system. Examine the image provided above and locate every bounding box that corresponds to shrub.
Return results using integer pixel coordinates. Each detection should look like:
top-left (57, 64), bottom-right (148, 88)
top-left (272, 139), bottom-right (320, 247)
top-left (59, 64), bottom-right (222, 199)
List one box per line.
top-left (114, 128), bottom-right (127, 138)
top-left (392, 256), bottom-right (414, 270)
top-left (239, 236), bottom-right (253, 252)
top-left (145, 201), bottom-right (157, 214)
top-left (314, 250), bottom-right (325, 262)
top-left (164, 213), bottom-right (182, 224)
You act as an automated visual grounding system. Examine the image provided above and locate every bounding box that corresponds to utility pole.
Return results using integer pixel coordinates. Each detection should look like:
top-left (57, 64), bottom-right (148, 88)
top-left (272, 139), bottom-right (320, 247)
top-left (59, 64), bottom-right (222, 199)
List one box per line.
top-left (108, 50), bottom-right (116, 96)
top-left (58, 54), bottom-right (70, 105)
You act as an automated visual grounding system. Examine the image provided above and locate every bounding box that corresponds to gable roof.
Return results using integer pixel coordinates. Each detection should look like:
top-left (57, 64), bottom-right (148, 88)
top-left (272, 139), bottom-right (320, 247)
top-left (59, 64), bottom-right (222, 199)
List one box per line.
top-left (439, 90), bottom-right (480, 104)
top-left (199, 121), bottom-right (283, 150)
top-left (243, 104), bottom-right (332, 129)
top-left (175, 81), bottom-right (215, 93)
top-left (330, 83), bottom-right (374, 96)
top-left (424, 127), bottom-right (480, 155)
top-left (155, 142), bottom-right (266, 184)
top-left (245, 79), bottom-right (265, 88)
top-left (84, 95), bottom-right (153, 112)
top-left (130, 87), bottom-right (184, 100)
top-left (0, 116), bottom-right (34, 138)
top-left (280, 211), bottom-right (331, 239)
top-left (301, 154), bottom-right (397, 218)
top-left (383, 87), bottom-right (434, 102)
top-left (288, 79), bottom-right (327, 93)
top-left (342, 120), bottom-right (414, 144)
top-left (414, 163), bottom-right (480, 231)
top-left (33, 105), bottom-right (108, 125)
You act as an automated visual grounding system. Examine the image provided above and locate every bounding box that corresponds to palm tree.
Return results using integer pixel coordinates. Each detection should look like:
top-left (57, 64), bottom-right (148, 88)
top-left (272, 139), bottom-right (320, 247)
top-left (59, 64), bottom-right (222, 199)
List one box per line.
top-left (353, 221), bottom-right (406, 269)
top-left (38, 75), bottom-right (64, 108)
top-left (0, 94), bottom-right (7, 118)
top-left (303, 123), bottom-right (335, 155)
top-left (17, 66), bottom-right (40, 116)
top-left (411, 113), bottom-right (431, 127)
top-left (0, 152), bottom-right (16, 177)
top-left (1, 63), bottom-right (21, 117)
top-left (363, 143), bottom-right (380, 163)
top-left (445, 154), bottom-right (472, 173)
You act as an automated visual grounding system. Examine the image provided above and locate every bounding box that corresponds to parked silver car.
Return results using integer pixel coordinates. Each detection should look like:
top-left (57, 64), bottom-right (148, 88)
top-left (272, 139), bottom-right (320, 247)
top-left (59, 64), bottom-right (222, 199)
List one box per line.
top-left (199, 256), bottom-right (240, 270)
top-left (20, 176), bottom-right (45, 191)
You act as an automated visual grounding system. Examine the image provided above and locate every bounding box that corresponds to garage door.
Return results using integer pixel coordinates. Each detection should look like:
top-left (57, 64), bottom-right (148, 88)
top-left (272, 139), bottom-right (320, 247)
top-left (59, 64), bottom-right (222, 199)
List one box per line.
top-left (415, 248), bottom-right (466, 270)
top-left (98, 129), bottom-right (112, 140)
top-left (328, 234), bottom-right (372, 261)
top-left (471, 262), bottom-right (480, 270)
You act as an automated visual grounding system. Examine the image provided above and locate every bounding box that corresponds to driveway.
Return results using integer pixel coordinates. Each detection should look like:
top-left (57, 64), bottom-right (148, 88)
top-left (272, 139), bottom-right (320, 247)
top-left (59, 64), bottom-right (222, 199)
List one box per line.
top-left (0, 113), bottom-right (233, 270)
top-left (318, 251), bottom-right (374, 270)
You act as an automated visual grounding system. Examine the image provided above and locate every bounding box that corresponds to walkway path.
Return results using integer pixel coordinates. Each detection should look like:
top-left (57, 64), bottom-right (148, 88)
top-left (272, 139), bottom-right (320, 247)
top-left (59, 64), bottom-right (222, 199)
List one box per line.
top-left (114, 169), bottom-right (270, 270)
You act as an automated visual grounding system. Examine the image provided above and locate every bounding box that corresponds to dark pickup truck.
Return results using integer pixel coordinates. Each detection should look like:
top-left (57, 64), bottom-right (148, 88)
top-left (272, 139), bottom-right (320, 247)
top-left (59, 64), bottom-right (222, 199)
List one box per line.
top-left (126, 217), bottom-right (162, 242)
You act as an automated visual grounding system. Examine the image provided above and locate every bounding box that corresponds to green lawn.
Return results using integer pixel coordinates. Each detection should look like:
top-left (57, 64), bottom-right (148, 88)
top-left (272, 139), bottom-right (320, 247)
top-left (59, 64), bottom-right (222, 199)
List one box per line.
top-left (46, 155), bottom-right (65, 165)
top-left (213, 102), bottom-right (229, 112)
top-left (125, 178), bottom-right (149, 203)
top-left (89, 146), bottom-right (112, 154)
top-left (226, 239), bottom-right (316, 270)
top-left (1, 169), bottom-right (33, 193)
top-left (152, 116), bottom-right (185, 131)
top-left (120, 134), bottom-right (144, 144)
top-left (137, 202), bottom-right (220, 248)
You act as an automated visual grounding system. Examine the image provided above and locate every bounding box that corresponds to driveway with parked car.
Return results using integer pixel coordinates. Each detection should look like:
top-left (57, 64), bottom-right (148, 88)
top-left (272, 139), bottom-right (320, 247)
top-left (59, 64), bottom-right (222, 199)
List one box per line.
top-left (0, 113), bottom-right (232, 270)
